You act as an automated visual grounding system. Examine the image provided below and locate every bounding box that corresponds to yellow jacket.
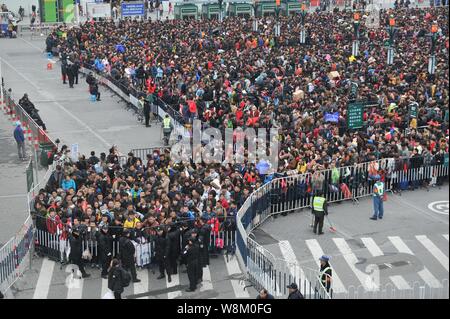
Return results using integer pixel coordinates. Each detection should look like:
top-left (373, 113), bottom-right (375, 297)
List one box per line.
top-left (123, 217), bottom-right (140, 229)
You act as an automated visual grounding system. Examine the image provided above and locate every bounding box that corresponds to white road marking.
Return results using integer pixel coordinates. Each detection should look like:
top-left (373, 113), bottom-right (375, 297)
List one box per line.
top-left (200, 265), bottom-right (214, 295)
top-left (66, 276), bottom-right (84, 299)
top-left (134, 269), bottom-right (149, 299)
top-left (360, 238), bottom-right (384, 257)
top-left (388, 236), bottom-right (442, 288)
top-left (389, 275), bottom-right (412, 290)
top-left (32, 258), bottom-right (54, 299)
top-left (223, 255), bottom-right (250, 298)
top-left (361, 237), bottom-right (411, 290)
top-left (415, 235), bottom-right (449, 271)
top-left (278, 241), bottom-right (308, 296)
top-left (166, 273), bottom-right (182, 299)
top-left (305, 239), bottom-right (347, 293)
top-left (443, 234), bottom-right (449, 241)
top-left (427, 201), bottom-right (449, 215)
top-left (333, 238), bottom-right (379, 291)
top-left (101, 278), bottom-right (108, 299)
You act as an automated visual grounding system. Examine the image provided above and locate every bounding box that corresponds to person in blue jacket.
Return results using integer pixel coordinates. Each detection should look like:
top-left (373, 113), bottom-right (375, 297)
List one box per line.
top-left (13, 121), bottom-right (26, 160)
top-left (61, 174), bottom-right (77, 191)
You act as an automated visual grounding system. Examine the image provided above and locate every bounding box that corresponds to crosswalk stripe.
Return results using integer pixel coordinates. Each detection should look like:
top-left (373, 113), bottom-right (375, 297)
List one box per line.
top-left (361, 237), bottom-right (411, 290)
top-left (200, 265), bottom-right (214, 295)
top-left (388, 236), bottom-right (442, 288)
top-left (415, 235), bottom-right (449, 272)
top-left (333, 238), bottom-right (379, 291)
top-left (389, 275), bottom-right (412, 290)
top-left (305, 239), bottom-right (347, 294)
top-left (101, 278), bottom-right (108, 299)
top-left (360, 238), bottom-right (383, 257)
top-left (134, 269), bottom-right (149, 299)
top-left (33, 258), bottom-right (55, 299)
top-left (66, 271), bottom-right (84, 299)
top-left (278, 241), bottom-right (307, 296)
top-left (166, 273), bottom-right (182, 299)
top-left (443, 234), bottom-right (449, 241)
top-left (223, 255), bottom-right (250, 298)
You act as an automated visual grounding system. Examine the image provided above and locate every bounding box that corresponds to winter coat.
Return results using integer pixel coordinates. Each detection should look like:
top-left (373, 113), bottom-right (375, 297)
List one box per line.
top-left (118, 237), bottom-right (135, 266)
top-left (108, 266), bottom-right (124, 294)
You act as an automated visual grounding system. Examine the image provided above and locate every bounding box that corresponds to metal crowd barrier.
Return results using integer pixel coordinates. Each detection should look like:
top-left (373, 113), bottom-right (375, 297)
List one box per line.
top-left (129, 147), bottom-right (172, 161)
top-left (246, 237), bottom-right (331, 299)
top-left (76, 64), bottom-right (190, 138)
top-left (1, 85), bottom-right (57, 159)
top-left (33, 218), bottom-right (236, 269)
top-left (0, 217), bottom-right (34, 295)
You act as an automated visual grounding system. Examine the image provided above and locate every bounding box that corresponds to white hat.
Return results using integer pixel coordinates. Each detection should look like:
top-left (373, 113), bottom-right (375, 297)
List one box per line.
top-left (15, 121), bottom-right (21, 126)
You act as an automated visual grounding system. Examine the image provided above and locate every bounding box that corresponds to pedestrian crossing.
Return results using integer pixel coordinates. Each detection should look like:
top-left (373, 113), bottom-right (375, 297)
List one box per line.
top-left (14, 233), bottom-right (450, 299)
top-left (19, 253), bottom-right (256, 299)
top-left (269, 233), bottom-right (449, 298)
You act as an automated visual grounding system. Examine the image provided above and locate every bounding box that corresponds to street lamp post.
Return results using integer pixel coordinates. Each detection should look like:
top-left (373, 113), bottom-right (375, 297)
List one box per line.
top-left (253, 0), bottom-right (259, 32)
top-left (386, 16), bottom-right (397, 65)
top-left (428, 23), bottom-right (438, 75)
top-left (299, 2), bottom-right (307, 44)
top-left (352, 12), bottom-right (360, 57)
top-left (218, 0), bottom-right (224, 22)
top-left (275, 0), bottom-right (281, 38)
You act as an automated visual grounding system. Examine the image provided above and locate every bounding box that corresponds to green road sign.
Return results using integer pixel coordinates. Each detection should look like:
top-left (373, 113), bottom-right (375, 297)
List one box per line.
top-left (26, 161), bottom-right (34, 193)
top-left (347, 102), bottom-right (364, 129)
top-left (409, 102), bottom-right (418, 118)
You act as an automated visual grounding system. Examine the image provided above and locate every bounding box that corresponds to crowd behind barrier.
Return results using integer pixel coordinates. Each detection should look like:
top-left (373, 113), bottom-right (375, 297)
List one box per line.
top-left (236, 153), bottom-right (448, 298)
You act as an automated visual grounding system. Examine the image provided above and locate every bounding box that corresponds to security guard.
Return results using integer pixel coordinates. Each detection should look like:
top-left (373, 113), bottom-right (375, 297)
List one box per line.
top-left (318, 255), bottom-right (332, 292)
top-left (370, 176), bottom-right (384, 220)
top-left (183, 236), bottom-right (200, 292)
top-left (311, 190), bottom-right (328, 235)
top-left (162, 115), bottom-right (173, 145)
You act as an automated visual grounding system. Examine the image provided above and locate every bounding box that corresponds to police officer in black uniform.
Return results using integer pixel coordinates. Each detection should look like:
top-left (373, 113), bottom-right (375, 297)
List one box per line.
top-left (119, 229), bottom-right (140, 283)
top-left (167, 224), bottom-right (181, 275)
top-left (69, 226), bottom-right (91, 278)
top-left (61, 60), bottom-right (68, 85)
top-left (143, 98), bottom-right (151, 127)
top-left (96, 225), bottom-right (113, 279)
top-left (198, 216), bottom-right (211, 282)
top-left (183, 236), bottom-right (200, 292)
top-left (155, 227), bottom-right (172, 282)
top-left (67, 63), bottom-right (75, 88)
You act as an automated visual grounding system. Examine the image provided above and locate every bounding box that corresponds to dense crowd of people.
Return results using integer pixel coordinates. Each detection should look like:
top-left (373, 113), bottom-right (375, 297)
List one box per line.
top-left (47, 6), bottom-right (449, 176)
top-left (31, 4), bottom-right (449, 297)
top-left (33, 145), bottom-right (237, 294)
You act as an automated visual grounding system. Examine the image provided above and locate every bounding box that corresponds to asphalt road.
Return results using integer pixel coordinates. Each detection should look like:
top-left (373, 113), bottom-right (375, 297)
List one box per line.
top-left (0, 36), bottom-right (164, 156)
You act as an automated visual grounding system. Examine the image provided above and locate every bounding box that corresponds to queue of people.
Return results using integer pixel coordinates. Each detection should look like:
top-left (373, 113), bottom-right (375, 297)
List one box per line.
top-left (46, 6), bottom-right (448, 179)
top-left (33, 145), bottom-right (237, 295)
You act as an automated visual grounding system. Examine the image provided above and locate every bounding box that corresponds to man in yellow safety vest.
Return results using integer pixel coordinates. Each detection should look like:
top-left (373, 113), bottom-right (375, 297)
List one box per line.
top-left (311, 190), bottom-right (328, 235)
top-left (318, 255), bottom-right (332, 292)
top-left (162, 115), bottom-right (173, 145)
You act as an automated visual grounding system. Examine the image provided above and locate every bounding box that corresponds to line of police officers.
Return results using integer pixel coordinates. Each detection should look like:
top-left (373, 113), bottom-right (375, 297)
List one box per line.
top-left (68, 215), bottom-right (211, 292)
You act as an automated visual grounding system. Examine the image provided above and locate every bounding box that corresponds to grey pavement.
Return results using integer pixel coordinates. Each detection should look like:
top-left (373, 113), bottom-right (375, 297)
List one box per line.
top-left (0, 36), bottom-right (164, 156)
top-left (11, 252), bottom-right (257, 299)
top-left (256, 185), bottom-right (449, 298)
top-left (0, 112), bottom-right (30, 244)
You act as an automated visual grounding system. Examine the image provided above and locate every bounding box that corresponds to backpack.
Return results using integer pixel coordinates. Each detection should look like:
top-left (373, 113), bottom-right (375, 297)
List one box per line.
top-left (120, 268), bottom-right (131, 287)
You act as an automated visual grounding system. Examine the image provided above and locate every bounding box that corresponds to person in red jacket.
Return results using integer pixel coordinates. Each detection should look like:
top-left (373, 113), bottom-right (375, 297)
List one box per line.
top-left (46, 208), bottom-right (61, 235)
